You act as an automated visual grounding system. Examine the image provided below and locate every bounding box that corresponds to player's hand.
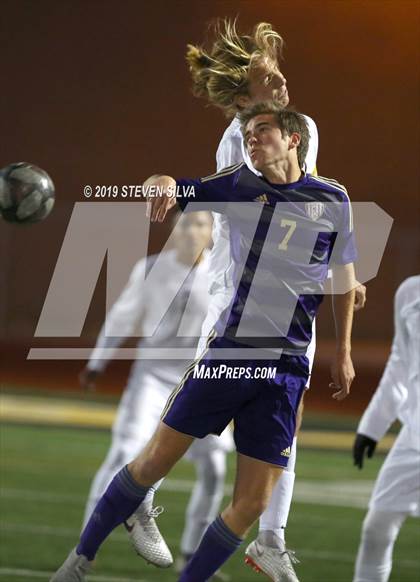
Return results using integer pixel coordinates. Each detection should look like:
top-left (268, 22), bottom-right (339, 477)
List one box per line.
top-left (353, 433), bottom-right (377, 469)
top-left (144, 175), bottom-right (177, 222)
top-left (330, 351), bottom-right (355, 401)
top-left (79, 367), bottom-right (100, 392)
top-left (354, 282), bottom-right (367, 311)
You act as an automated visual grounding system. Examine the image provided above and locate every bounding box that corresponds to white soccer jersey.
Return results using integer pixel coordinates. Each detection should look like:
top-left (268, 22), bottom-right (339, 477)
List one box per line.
top-left (200, 114), bottom-right (319, 370)
top-left (358, 276), bottom-right (420, 451)
top-left (88, 249), bottom-right (210, 384)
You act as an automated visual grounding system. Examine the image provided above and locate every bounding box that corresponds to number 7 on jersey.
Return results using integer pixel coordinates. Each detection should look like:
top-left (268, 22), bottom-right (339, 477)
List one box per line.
top-left (278, 218), bottom-right (297, 251)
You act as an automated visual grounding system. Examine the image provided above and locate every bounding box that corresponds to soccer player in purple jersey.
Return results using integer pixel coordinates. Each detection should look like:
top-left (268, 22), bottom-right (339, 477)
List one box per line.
top-left (185, 20), bottom-right (366, 581)
top-left (51, 103), bottom-right (356, 582)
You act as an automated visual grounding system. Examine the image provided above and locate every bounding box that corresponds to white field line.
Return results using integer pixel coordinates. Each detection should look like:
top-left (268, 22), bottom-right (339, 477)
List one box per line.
top-left (0, 478), bottom-right (374, 508)
top-left (0, 568), bottom-right (146, 581)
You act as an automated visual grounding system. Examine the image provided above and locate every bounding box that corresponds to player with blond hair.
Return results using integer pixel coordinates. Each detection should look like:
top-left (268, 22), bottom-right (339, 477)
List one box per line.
top-left (184, 18), bottom-right (365, 581)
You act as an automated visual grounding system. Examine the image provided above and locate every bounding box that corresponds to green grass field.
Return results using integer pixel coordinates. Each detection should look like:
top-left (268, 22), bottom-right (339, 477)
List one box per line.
top-left (1, 422), bottom-right (419, 582)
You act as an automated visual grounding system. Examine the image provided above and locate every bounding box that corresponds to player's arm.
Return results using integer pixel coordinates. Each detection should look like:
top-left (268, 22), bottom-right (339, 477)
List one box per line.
top-left (80, 260), bottom-right (147, 390)
top-left (145, 167), bottom-right (239, 222)
top-left (306, 115), bottom-right (366, 312)
top-left (328, 187), bottom-right (358, 400)
top-left (353, 283), bottom-right (409, 467)
top-left (330, 262), bottom-right (356, 401)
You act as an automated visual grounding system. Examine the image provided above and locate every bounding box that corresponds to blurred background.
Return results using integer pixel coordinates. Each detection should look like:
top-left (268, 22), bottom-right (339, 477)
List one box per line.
top-left (0, 1), bottom-right (419, 581)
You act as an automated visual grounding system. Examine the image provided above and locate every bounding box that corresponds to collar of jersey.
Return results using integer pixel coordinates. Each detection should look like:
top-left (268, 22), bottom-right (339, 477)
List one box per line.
top-left (261, 172), bottom-right (309, 190)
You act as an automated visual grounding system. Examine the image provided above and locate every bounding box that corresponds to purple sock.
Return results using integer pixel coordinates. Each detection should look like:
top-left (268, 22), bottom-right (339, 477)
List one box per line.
top-left (77, 465), bottom-right (149, 560)
top-left (179, 515), bottom-right (242, 581)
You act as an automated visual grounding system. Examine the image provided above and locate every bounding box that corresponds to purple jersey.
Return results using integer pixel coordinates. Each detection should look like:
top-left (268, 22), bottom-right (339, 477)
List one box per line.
top-left (177, 164), bottom-right (357, 354)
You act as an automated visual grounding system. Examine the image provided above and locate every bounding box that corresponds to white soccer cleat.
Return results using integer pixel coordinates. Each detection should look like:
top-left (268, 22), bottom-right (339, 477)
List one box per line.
top-left (125, 505), bottom-right (173, 568)
top-left (244, 539), bottom-right (300, 582)
top-left (50, 547), bottom-right (93, 582)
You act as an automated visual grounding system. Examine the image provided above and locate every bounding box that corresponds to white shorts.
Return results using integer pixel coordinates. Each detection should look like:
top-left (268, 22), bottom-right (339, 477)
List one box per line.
top-left (112, 364), bottom-right (171, 443)
top-left (112, 360), bottom-right (234, 458)
top-left (369, 425), bottom-right (420, 517)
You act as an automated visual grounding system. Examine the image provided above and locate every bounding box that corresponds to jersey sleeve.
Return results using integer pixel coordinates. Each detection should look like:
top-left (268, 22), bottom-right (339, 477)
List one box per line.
top-left (176, 164), bottom-right (242, 213)
top-left (88, 258), bottom-right (147, 371)
top-left (330, 192), bottom-right (358, 265)
top-left (357, 283), bottom-right (409, 441)
top-left (303, 115), bottom-right (319, 175)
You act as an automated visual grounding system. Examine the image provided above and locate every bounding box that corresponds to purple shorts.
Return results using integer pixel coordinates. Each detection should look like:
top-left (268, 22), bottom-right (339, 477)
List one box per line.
top-left (162, 336), bottom-right (309, 467)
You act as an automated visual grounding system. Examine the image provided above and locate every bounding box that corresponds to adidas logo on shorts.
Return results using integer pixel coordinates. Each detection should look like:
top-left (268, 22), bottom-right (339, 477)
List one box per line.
top-left (281, 446), bottom-right (291, 457)
top-left (254, 194), bottom-right (270, 204)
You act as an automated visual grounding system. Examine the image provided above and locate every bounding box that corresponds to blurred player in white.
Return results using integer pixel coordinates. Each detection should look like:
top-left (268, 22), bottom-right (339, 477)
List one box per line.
top-left (352, 275), bottom-right (420, 582)
top-left (81, 211), bottom-right (233, 574)
top-left (186, 19), bottom-right (366, 581)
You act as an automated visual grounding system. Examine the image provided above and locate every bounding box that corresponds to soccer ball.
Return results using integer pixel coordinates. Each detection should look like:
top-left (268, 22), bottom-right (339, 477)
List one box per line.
top-left (0, 162), bottom-right (55, 224)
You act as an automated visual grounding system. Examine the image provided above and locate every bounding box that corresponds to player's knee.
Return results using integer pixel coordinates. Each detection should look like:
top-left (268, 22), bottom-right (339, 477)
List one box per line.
top-left (361, 510), bottom-right (399, 548)
top-left (234, 496), bottom-right (268, 524)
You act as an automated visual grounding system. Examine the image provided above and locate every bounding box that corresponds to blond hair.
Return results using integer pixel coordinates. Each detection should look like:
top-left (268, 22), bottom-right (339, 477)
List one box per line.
top-left (186, 19), bottom-right (284, 117)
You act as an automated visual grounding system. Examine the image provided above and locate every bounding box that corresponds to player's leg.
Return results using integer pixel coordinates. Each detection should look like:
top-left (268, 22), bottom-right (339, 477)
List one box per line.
top-left (52, 333), bottom-right (231, 580)
top-left (178, 354), bottom-right (308, 581)
top-left (257, 436), bottom-right (297, 542)
top-left (178, 452), bottom-right (283, 582)
top-left (177, 431), bottom-right (233, 580)
top-left (353, 509), bottom-right (406, 582)
top-left (81, 365), bottom-right (173, 565)
top-left (258, 395), bottom-right (304, 540)
top-left (241, 355), bottom-right (308, 582)
top-left (180, 448), bottom-right (227, 557)
top-left (246, 394), bottom-right (304, 582)
top-left (82, 364), bottom-right (158, 523)
top-left (353, 426), bottom-right (420, 582)
top-left (120, 369), bottom-right (175, 565)
top-left (51, 421), bottom-right (193, 581)
top-left (82, 434), bottom-right (141, 528)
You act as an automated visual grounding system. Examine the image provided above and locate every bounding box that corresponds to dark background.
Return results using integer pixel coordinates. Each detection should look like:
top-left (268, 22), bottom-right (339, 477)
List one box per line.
top-left (1, 0), bottom-right (419, 410)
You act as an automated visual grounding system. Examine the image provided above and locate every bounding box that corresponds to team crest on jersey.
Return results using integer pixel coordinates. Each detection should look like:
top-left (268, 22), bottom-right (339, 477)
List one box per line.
top-left (305, 201), bottom-right (325, 221)
top-left (254, 194), bottom-right (270, 204)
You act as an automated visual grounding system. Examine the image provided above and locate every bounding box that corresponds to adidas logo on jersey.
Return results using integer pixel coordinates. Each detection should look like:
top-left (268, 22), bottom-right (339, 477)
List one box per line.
top-left (254, 194), bottom-right (270, 204)
top-left (281, 446), bottom-right (291, 457)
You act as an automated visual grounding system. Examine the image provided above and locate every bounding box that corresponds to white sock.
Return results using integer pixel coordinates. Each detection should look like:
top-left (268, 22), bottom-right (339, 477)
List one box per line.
top-left (353, 509), bottom-right (406, 582)
top-left (258, 436), bottom-right (297, 545)
top-left (180, 449), bottom-right (226, 556)
top-left (139, 478), bottom-right (164, 513)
